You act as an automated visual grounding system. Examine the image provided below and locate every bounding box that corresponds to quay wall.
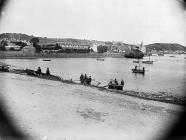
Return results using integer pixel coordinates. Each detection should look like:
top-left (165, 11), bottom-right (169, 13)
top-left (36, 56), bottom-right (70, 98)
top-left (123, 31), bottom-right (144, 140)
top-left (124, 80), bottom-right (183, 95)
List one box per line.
top-left (0, 51), bottom-right (125, 59)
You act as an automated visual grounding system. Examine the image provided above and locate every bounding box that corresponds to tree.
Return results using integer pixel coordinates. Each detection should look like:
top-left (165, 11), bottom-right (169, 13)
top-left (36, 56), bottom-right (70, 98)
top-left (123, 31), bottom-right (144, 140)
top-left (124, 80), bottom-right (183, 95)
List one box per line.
top-left (55, 43), bottom-right (61, 50)
top-left (0, 40), bottom-right (7, 51)
top-left (30, 37), bottom-right (39, 46)
top-left (30, 37), bottom-right (41, 53)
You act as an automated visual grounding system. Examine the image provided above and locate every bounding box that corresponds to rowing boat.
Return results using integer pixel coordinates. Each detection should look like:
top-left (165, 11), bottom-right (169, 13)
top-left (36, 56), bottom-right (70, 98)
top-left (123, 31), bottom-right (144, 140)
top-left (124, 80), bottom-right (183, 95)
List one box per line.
top-left (108, 83), bottom-right (123, 90)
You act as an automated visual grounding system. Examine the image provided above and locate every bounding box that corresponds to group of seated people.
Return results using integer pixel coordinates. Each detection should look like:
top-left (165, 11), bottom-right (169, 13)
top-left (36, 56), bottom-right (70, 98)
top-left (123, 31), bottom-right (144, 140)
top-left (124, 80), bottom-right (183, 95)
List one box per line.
top-left (36, 67), bottom-right (50, 76)
top-left (80, 74), bottom-right (92, 85)
top-left (110, 79), bottom-right (124, 86)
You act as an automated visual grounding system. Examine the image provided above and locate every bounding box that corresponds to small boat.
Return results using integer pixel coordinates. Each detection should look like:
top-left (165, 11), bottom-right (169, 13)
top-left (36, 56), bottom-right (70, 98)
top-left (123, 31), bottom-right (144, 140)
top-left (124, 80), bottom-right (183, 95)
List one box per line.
top-left (132, 68), bottom-right (145, 74)
top-left (43, 59), bottom-right (51, 61)
top-left (132, 57), bottom-right (145, 74)
top-left (133, 60), bottom-right (139, 63)
top-left (142, 55), bottom-right (153, 64)
top-left (169, 56), bottom-right (175, 57)
top-left (108, 83), bottom-right (123, 90)
top-left (97, 58), bottom-right (104, 61)
top-left (142, 61), bottom-right (153, 64)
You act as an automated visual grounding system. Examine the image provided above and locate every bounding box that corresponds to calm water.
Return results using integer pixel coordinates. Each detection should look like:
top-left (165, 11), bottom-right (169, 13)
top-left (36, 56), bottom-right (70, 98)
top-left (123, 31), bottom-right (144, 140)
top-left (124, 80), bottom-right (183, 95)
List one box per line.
top-left (1, 54), bottom-right (186, 96)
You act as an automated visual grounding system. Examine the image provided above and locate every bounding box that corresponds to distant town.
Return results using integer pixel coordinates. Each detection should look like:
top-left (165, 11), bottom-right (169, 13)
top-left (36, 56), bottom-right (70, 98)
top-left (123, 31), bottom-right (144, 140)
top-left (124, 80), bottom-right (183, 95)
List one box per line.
top-left (0, 33), bottom-right (186, 58)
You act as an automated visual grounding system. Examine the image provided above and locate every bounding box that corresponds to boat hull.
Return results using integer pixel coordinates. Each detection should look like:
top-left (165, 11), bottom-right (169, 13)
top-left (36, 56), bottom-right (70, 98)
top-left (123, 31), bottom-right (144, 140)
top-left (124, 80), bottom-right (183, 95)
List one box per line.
top-left (132, 69), bottom-right (145, 74)
top-left (142, 61), bottom-right (153, 64)
top-left (133, 61), bottom-right (139, 63)
top-left (108, 84), bottom-right (123, 90)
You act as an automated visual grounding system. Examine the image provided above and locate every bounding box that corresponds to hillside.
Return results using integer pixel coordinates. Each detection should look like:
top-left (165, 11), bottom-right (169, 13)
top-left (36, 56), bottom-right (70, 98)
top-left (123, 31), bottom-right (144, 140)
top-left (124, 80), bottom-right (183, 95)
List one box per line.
top-left (145, 43), bottom-right (186, 51)
top-left (0, 33), bottom-right (186, 51)
top-left (0, 33), bottom-right (102, 45)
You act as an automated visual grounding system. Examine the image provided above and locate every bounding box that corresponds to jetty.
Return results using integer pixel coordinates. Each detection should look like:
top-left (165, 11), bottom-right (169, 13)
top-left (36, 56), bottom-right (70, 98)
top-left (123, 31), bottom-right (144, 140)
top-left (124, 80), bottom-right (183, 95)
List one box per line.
top-left (0, 62), bottom-right (186, 106)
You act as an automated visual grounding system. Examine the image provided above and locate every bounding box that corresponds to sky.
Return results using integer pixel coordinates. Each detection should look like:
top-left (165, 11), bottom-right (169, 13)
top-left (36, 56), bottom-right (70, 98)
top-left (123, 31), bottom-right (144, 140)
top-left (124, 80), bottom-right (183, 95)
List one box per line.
top-left (0, 0), bottom-right (186, 45)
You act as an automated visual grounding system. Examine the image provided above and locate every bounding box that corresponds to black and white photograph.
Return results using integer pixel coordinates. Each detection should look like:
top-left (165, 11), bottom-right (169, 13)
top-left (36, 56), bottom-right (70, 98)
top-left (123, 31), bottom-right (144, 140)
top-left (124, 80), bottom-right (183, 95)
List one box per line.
top-left (0, 0), bottom-right (186, 139)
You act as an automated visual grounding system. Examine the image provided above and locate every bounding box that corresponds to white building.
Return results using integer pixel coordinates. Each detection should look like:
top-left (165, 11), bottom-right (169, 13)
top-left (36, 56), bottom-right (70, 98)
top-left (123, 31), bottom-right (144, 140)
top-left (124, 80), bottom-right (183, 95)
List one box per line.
top-left (5, 42), bottom-right (21, 51)
top-left (91, 42), bottom-right (105, 52)
top-left (22, 45), bottom-right (36, 55)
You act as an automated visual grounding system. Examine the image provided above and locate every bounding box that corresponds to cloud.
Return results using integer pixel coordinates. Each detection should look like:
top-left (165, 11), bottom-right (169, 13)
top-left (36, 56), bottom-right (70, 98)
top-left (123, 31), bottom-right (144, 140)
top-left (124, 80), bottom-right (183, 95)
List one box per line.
top-left (0, 0), bottom-right (185, 45)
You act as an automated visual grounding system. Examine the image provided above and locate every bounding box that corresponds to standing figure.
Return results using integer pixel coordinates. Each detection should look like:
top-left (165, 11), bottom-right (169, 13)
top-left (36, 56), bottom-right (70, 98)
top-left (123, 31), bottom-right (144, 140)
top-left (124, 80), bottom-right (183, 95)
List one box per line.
top-left (87, 76), bottom-right (92, 85)
top-left (121, 80), bottom-right (124, 86)
top-left (114, 78), bottom-right (118, 85)
top-left (143, 67), bottom-right (145, 72)
top-left (80, 74), bottom-right (84, 84)
top-left (135, 66), bottom-right (137, 70)
top-left (46, 67), bottom-right (50, 76)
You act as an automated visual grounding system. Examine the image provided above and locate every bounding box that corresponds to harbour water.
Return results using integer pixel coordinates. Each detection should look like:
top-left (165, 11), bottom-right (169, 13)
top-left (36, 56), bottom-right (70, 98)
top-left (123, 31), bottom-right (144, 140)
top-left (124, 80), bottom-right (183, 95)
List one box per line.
top-left (1, 54), bottom-right (186, 96)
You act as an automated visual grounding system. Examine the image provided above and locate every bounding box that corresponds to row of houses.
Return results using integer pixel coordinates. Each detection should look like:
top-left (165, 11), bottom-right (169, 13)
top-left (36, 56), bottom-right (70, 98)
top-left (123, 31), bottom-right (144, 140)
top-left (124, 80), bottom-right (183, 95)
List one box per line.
top-left (41, 42), bottom-right (91, 50)
top-left (1, 38), bottom-right (147, 55)
top-left (96, 42), bottom-right (146, 54)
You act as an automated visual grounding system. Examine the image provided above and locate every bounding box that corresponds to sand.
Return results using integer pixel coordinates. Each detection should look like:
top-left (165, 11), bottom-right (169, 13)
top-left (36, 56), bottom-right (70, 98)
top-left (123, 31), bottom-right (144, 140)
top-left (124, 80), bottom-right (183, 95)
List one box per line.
top-left (0, 73), bottom-right (183, 140)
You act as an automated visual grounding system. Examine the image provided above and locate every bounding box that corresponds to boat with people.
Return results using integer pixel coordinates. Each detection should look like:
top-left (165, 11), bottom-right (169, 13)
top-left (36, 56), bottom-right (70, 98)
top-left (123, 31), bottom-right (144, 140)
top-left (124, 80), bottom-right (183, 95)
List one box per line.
top-left (132, 65), bottom-right (145, 74)
top-left (108, 84), bottom-right (123, 90)
top-left (132, 68), bottom-right (145, 74)
top-left (132, 48), bottom-right (145, 74)
top-left (108, 79), bottom-right (124, 90)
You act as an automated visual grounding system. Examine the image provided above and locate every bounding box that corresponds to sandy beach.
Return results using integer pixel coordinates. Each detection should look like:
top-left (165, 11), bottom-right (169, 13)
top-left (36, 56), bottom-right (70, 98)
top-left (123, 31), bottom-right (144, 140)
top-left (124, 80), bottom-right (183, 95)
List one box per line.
top-left (0, 72), bottom-right (183, 140)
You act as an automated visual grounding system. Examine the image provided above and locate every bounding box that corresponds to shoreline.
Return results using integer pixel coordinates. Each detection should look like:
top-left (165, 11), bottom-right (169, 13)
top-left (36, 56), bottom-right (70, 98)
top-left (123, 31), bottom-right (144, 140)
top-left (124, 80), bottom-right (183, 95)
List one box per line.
top-left (0, 51), bottom-right (125, 59)
top-left (0, 71), bottom-right (179, 140)
top-left (0, 62), bottom-right (186, 106)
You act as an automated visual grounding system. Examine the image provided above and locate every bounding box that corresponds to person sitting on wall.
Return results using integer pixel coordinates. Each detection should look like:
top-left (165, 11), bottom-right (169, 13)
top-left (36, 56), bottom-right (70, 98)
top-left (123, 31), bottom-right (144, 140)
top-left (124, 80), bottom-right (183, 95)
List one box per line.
top-left (87, 76), bottom-right (92, 85)
top-left (135, 66), bottom-right (137, 70)
top-left (36, 67), bottom-right (42, 76)
top-left (114, 78), bottom-right (118, 85)
top-left (80, 74), bottom-right (84, 84)
top-left (46, 67), bottom-right (50, 76)
top-left (121, 80), bottom-right (124, 86)
top-left (83, 74), bottom-right (87, 84)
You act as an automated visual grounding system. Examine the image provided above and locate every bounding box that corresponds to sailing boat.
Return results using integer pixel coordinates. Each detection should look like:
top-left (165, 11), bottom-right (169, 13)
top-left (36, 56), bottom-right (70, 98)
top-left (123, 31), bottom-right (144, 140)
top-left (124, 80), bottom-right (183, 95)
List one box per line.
top-left (142, 54), bottom-right (153, 64)
top-left (132, 59), bottom-right (145, 74)
top-left (132, 41), bottom-right (145, 74)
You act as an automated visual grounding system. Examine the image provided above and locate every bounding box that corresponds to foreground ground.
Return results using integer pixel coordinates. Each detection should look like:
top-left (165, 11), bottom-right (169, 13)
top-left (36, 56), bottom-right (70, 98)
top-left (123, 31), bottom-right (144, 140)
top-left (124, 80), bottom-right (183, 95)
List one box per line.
top-left (0, 73), bottom-right (183, 140)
